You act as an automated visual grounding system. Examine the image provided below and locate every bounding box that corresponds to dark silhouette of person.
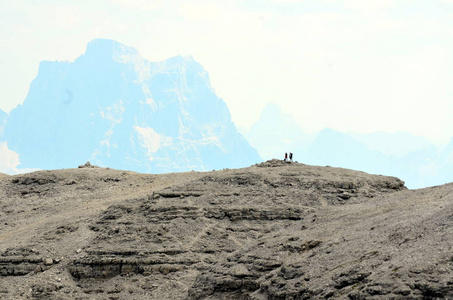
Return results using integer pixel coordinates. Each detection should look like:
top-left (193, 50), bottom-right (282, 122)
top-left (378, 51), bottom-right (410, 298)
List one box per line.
top-left (284, 152), bottom-right (288, 161)
top-left (289, 152), bottom-right (293, 162)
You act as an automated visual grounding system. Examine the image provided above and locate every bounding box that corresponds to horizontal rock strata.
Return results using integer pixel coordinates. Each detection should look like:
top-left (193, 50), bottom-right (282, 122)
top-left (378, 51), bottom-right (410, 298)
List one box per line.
top-left (1, 161), bottom-right (452, 299)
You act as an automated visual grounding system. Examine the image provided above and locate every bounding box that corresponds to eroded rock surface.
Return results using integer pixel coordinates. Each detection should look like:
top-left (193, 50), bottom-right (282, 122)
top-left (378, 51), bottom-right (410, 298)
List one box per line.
top-left (0, 161), bottom-right (451, 299)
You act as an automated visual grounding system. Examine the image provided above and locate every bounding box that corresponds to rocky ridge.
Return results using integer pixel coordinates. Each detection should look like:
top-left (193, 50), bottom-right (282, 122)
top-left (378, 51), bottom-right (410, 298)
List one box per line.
top-left (0, 160), bottom-right (452, 299)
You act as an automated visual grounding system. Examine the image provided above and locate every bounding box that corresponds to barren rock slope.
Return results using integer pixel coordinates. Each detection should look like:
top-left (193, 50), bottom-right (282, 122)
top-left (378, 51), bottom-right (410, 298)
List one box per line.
top-left (0, 160), bottom-right (451, 299)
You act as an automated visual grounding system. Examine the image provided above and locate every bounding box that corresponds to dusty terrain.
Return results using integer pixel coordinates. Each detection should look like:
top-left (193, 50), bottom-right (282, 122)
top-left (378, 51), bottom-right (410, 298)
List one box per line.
top-left (0, 160), bottom-right (451, 299)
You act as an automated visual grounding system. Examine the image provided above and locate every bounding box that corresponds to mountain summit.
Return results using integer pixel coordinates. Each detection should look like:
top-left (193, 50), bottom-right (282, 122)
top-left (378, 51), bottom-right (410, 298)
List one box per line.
top-left (2, 39), bottom-right (260, 173)
top-left (1, 161), bottom-right (452, 298)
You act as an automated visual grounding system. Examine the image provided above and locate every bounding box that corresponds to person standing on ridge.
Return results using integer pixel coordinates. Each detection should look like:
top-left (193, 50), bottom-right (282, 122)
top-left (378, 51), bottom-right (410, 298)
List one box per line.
top-left (284, 153), bottom-right (288, 161)
top-left (289, 152), bottom-right (293, 162)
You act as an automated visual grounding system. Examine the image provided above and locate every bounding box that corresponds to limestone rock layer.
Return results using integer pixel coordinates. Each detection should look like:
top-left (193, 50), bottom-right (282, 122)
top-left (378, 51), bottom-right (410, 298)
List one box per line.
top-left (0, 160), bottom-right (452, 299)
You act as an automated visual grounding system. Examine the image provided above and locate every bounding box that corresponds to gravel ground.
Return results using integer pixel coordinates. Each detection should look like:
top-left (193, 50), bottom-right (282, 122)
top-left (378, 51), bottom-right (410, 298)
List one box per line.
top-left (0, 160), bottom-right (451, 299)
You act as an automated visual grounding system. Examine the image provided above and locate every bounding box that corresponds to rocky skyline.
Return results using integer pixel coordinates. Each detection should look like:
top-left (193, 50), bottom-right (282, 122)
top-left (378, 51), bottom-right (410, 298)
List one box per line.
top-left (0, 39), bottom-right (452, 189)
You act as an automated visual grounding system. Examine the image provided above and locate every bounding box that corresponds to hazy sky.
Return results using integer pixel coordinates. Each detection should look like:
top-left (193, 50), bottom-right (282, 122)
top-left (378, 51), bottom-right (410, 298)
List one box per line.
top-left (1, 0), bottom-right (452, 144)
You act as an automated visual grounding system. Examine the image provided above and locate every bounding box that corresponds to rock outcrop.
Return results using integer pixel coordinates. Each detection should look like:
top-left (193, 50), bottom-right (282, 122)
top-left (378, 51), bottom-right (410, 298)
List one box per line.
top-left (0, 161), bottom-right (452, 299)
top-left (78, 161), bottom-right (99, 169)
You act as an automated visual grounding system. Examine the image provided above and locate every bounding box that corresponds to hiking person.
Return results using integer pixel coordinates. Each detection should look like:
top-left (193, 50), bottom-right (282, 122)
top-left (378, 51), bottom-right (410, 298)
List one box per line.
top-left (284, 153), bottom-right (288, 161)
top-left (289, 152), bottom-right (293, 162)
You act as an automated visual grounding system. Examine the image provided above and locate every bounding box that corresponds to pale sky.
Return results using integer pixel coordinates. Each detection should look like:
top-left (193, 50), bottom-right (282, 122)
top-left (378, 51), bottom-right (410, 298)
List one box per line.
top-left (1, 0), bottom-right (452, 144)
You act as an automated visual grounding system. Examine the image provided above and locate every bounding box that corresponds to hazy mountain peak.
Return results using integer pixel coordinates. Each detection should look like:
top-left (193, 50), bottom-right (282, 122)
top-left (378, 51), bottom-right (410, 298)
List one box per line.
top-left (84, 38), bottom-right (139, 60)
top-left (318, 127), bottom-right (339, 136)
top-left (162, 54), bottom-right (195, 64)
top-left (2, 39), bottom-right (260, 173)
top-left (316, 128), bottom-right (358, 143)
top-left (76, 39), bottom-right (149, 82)
top-left (252, 103), bottom-right (303, 133)
top-left (245, 103), bottom-right (305, 160)
top-left (260, 102), bottom-right (282, 117)
top-left (153, 55), bottom-right (200, 74)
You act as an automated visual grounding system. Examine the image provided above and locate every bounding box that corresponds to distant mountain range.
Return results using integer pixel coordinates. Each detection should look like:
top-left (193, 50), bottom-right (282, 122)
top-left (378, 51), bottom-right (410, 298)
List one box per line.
top-left (1, 40), bottom-right (451, 189)
top-left (244, 103), bottom-right (453, 189)
top-left (0, 39), bottom-right (260, 174)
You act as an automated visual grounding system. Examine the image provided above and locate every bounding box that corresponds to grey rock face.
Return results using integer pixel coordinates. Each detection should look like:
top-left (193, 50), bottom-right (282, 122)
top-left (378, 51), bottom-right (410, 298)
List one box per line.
top-left (0, 162), bottom-right (451, 299)
top-left (2, 39), bottom-right (260, 173)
